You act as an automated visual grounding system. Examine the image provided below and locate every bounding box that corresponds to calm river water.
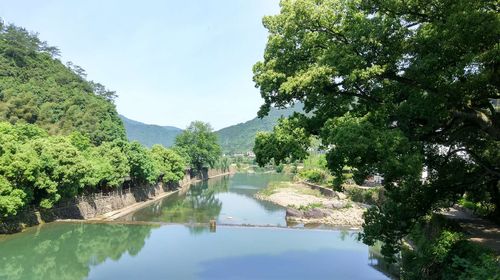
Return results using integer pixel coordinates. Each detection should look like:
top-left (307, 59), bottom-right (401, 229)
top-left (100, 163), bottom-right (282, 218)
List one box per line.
top-left (0, 173), bottom-right (393, 279)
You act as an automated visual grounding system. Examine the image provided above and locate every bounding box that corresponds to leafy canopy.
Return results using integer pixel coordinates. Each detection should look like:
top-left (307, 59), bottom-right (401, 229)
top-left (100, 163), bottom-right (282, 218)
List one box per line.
top-left (0, 23), bottom-right (125, 145)
top-left (253, 0), bottom-right (499, 259)
top-left (0, 122), bottom-right (187, 218)
top-left (175, 121), bottom-right (222, 172)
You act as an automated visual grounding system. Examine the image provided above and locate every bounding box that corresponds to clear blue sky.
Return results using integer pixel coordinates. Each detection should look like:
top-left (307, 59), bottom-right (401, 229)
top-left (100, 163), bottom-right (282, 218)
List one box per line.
top-left (0, 0), bottom-right (280, 130)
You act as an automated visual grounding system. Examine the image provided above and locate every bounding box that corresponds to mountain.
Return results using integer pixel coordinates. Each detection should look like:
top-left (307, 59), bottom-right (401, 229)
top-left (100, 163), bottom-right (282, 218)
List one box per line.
top-left (0, 23), bottom-right (125, 145)
top-left (216, 104), bottom-right (303, 155)
top-left (119, 115), bottom-right (182, 147)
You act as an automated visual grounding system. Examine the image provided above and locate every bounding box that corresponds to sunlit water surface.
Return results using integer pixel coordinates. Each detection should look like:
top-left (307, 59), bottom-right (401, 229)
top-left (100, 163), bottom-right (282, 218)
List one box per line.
top-left (0, 173), bottom-right (393, 279)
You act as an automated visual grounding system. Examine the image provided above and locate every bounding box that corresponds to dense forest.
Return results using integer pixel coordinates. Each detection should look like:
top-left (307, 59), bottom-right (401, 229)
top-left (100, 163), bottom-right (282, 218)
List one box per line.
top-left (0, 23), bottom-right (222, 219)
top-left (0, 23), bottom-right (124, 145)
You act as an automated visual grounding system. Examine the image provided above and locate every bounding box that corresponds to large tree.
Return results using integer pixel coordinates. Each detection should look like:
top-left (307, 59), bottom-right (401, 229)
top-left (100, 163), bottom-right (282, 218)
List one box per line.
top-left (253, 0), bottom-right (499, 259)
top-left (174, 121), bottom-right (222, 172)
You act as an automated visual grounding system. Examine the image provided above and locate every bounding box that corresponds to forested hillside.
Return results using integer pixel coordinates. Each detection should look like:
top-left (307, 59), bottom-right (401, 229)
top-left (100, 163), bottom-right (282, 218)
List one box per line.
top-left (0, 23), bottom-right (125, 145)
top-left (120, 115), bottom-right (182, 147)
top-left (0, 23), bottom-right (189, 219)
top-left (216, 104), bottom-right (303, 154)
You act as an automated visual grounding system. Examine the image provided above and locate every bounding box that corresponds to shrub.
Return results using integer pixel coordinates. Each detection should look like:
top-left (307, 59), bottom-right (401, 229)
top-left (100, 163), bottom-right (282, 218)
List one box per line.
top-left (401, 215), bottom-right (500, 280)
top-left (298, 168), bottom-right (328, 184)
top-left (345, 186), bottom-right (382, 205)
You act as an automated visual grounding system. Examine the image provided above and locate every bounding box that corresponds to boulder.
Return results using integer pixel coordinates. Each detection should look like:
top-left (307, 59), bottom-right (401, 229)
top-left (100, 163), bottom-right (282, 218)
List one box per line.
top-left (333, 191), bottom-right (347, 200)
top-left (304, 208), bottom-right (328, 219)
top-left (286, 208), bottom-right (303, 218)
top-left (324, 200), bottom-right (347, 209)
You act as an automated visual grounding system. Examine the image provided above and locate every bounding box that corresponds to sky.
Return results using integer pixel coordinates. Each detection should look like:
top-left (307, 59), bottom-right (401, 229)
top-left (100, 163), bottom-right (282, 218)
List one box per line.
top-left (0, 0), bottom-right (280, 130)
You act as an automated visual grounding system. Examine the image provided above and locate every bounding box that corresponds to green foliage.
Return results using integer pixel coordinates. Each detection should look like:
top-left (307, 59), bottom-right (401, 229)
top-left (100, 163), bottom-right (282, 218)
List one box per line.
top-left (0, 176), bottom-right (25, 217)
top-left (217, 104), bottom-right (303, 154)
top-left (253, 118), bottom-right (310, 167)
top-left (275, 164), bottom-right (284, 173)
top-left (213, 156), bottom-right (231, 172)
top-left (125, 141), bottom-right (159, 184)
top-left (120, 115), bottom-right (182, 147)
top-left (345, 186), bottom-right (383, 205)
top-left (0, 23), bottom-right (125, 145)
top-left (151, 145), bottom-right (186, 184)
top-left (85, 141), bottom-right (130, 189)
top-left (458, 195), bottom-right (496, 218)
top-left (0, 122), bottom-right (189, 218)
top-left (175, 121), bottom-right (221, 172)
top-left (297, 202), bottom-right (323, 211)
top-left (402, 216), bottom-right (500, 280)
top-left (303, 154), bottom-right (328, 170)
top-left (298, 168), bottom-right (328, 184)
top-left (253, 0), bottom-right (500, 260)
top-left (0, 23), bottom-right (193, 219)
top-left (24, 137), bottom-right (90, 207)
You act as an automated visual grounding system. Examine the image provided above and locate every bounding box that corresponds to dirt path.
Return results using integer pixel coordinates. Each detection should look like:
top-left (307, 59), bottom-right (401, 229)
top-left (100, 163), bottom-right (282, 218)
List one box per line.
top-left (442, 206), bottom-right (500, 254)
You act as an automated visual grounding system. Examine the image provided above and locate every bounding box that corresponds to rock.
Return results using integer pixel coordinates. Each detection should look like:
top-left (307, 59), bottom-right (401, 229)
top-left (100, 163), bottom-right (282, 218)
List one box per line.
top-left (333, 191), bottom-right (347, 200)
top-left (324, 200), bottom-right (347, 209)
top-left (286, 208), bottom-right (303, 218)
top-left (304, 208), bottom-right (328, 219)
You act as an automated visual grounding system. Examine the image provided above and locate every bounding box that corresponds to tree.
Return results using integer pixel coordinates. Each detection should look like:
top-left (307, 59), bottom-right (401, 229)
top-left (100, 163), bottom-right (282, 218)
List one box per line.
top-left (150, 145), bottom-right (186, 184)
top-left (253, 0), bottom-right (499, 260)
top-left (0, 175), bottom-right (25, 217)
top-left (253, 117), bottom-right (310, 167)
top-left (124, 141), bottom-right (158, 184)
top-left (174, 121), bottom-right (222, 172)
top-left (85, 141), bottom-right (130, 189)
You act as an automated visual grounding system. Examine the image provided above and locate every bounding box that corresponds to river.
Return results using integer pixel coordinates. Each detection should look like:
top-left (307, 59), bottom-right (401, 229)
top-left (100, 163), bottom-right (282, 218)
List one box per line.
top-left (0, 173), bottom-right (394, 279)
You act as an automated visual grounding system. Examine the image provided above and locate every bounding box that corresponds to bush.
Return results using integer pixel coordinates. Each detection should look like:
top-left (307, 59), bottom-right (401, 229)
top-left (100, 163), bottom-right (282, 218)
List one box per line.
top-left (345, 186), bottom-right (382, 205)
top-left (458, 196), bottom-right (496, 217)
top-left (298, 168), bottom-right (328, 184)
top-left (401, 215), bottom-right (500, 280)
top-left (275, 164), bottom-right (284, 173)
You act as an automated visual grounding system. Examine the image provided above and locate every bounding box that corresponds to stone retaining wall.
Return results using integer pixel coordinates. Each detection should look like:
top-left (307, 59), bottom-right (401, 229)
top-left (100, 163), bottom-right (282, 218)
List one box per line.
top-left (0, 168), bottom-right (234, 234)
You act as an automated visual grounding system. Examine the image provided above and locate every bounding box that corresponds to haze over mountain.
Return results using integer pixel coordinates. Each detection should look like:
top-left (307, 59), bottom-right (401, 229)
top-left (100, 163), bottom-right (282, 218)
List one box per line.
top-left (120, 104), bottom-right (303, 154)
top-left (119, 115), bottom-right (182, 147)
top-left (216, 104), bottom-right (303, 155)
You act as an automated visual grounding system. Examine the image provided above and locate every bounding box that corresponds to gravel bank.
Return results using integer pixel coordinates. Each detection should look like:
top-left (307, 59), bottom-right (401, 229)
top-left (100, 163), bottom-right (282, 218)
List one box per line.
top-left (255, 182), bottom-right (366, 227)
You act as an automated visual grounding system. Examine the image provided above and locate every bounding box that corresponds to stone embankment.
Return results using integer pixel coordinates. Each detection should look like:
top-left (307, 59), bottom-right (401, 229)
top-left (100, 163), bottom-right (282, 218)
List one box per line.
top-left (255, 182), bottom-right (366, 227)
top-left (0, 168), bottom-right (234, 234)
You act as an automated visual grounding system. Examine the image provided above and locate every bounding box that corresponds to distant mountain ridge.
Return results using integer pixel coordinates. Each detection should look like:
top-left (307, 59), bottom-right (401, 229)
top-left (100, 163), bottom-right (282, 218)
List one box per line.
top-left (120, 104), bottom-right (303, 153)
top-left (215, 104), bottom-right (303, 155)
top-left (119, 115), bottom-right (182, 147)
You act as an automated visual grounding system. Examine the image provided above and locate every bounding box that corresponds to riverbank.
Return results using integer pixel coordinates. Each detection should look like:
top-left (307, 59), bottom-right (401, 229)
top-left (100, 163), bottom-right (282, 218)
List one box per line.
top-left (255, 181), bottom-right (366, 227)
top-left (0, 168), bottom-right (235, 234)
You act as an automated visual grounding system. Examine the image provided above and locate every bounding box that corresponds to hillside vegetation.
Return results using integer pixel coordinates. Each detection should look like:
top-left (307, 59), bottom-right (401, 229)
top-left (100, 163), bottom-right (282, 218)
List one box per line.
top-left (120, 115), bottom-right (182, 147)
top-left (0, 23), bottom-right (124, 145)
top-left (0, 23), bottom-right (195, 219)
top-left (216, 104), bottom-right (303, 154)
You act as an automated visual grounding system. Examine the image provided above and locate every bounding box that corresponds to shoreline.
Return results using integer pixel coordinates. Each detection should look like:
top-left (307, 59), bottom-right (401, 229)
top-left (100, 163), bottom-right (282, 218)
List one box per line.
top-left (89, 171), bottom-right (233, 221)
top-left (0, 169), bottom-right (234, 234)
top-left (255, 181), bottom-right (366, 227)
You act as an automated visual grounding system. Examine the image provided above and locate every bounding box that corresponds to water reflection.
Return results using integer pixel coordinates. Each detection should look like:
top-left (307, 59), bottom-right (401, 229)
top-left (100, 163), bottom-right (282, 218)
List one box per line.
top-left (0, 223), bottom-right (153, 280)
top-left (0, 173), bottom-right (397, 279)
top-left (120, 173), bottom-right (290, 226)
